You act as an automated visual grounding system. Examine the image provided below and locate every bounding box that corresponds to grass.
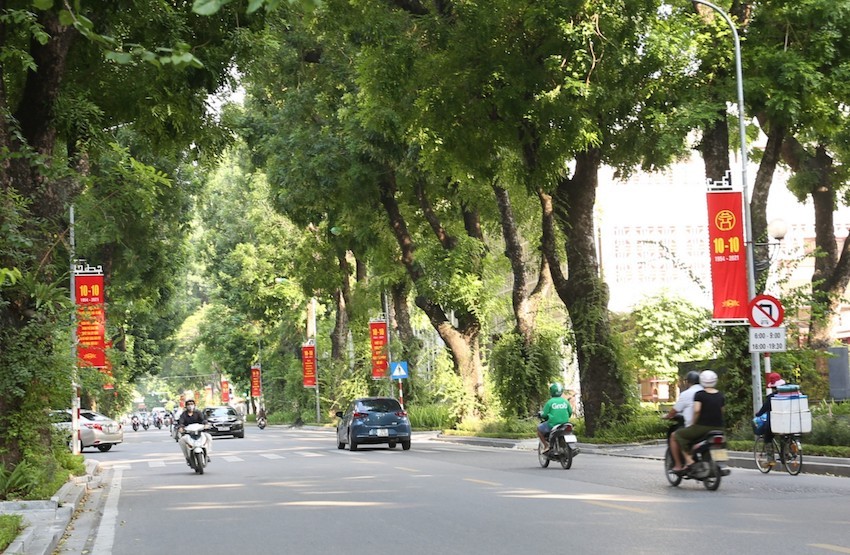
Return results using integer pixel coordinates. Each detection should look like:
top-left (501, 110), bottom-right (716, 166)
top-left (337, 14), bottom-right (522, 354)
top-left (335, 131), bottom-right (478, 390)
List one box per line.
top-left (0, 514), bottom-right (23, 552)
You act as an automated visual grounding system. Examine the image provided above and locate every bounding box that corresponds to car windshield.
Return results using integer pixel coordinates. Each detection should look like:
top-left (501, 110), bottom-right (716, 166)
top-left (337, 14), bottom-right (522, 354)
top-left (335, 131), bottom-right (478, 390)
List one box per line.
top-left (357, 399), bottom-right (401, 413)
top-left (207, 408), bottom-right (237, 417)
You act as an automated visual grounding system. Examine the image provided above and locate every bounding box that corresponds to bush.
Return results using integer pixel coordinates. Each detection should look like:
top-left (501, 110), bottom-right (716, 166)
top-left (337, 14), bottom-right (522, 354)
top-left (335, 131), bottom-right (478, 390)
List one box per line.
top-left (454, 416), bottom-right (538, 439)
top-left (0, 461), bottom-right (37, 501)
top-left (408, 403), bottom-right (457, 430)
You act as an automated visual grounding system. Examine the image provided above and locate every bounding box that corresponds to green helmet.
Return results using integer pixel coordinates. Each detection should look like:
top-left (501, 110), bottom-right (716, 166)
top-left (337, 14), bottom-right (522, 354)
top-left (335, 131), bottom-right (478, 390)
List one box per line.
top-left (549, 382), bottom-right (564, 397)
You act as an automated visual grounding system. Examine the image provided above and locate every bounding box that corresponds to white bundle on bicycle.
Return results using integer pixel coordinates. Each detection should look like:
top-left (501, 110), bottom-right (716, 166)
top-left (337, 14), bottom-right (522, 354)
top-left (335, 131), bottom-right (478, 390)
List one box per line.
top-left (770, 385), bottom-right (811, 434)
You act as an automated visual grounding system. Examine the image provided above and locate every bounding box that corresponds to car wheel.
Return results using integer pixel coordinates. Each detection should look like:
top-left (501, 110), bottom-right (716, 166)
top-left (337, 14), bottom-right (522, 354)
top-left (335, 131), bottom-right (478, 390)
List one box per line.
top-left (236, 432), bottom-right (245, 438)
top-left (401, 439), bottom-right (411, 451)
top-left (96, 444), bottom-right (113, 452)
top-left (388, 441), bottom-right (397, 449)
top-left (348, 429), bottom-right (358, 451)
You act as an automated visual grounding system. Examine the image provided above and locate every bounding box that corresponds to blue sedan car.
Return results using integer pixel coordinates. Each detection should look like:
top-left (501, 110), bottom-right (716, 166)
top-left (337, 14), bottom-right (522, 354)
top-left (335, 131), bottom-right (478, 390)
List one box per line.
top-left (335, 397), bottom-right (411, 451)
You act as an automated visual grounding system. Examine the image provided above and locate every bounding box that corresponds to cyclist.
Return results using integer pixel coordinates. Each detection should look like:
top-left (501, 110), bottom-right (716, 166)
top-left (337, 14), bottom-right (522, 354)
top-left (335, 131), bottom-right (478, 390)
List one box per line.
top-left (755, 372), bottom-right (786, 463)
top-left (537, 382), bottom-right (573, 454)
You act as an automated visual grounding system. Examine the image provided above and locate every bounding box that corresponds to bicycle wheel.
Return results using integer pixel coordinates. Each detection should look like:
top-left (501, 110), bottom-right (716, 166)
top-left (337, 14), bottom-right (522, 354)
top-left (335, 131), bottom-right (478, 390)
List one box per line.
top-left (781, 436), bottom-right (803, 476)
top-left (753, 436), bottom-right (775, 474)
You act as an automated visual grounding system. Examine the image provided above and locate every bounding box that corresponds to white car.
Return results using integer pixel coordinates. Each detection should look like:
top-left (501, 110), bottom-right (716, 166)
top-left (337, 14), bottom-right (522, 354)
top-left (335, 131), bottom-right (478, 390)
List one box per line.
top-left (50, 409), bottom-right (124, 452)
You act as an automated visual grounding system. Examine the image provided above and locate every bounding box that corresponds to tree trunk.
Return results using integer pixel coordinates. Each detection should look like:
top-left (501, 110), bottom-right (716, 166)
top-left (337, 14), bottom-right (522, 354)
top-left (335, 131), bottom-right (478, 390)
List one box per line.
top-left (378, 172), bottom-right (485, 411)
top-left (751, 121), bottom-right (785, 291)
top-left (545, 150), bottom-right (627, 436)
top-left (782, 139), bottom-right (850, 349)
top-left (330, 252), bottom-right (350, 360)
top-left (493, 183), bottom-right (551, 344)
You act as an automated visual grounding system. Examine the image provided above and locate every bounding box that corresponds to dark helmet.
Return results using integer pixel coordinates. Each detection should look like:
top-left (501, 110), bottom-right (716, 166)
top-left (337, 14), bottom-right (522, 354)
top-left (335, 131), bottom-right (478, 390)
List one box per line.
top-left (686, 371), bottom-right (701, 386)
top-left (549, 382), bottom-right (564, 397)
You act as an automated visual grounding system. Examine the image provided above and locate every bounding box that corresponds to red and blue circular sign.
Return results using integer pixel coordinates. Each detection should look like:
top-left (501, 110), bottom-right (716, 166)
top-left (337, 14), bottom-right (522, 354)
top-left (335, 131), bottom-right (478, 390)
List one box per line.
top-left (748, 294), bottom-right (785, 328)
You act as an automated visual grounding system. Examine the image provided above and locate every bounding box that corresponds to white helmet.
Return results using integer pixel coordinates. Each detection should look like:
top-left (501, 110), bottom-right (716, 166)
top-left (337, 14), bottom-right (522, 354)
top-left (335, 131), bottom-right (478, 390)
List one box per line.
top-left (700, 370), bottom-right (718, 388)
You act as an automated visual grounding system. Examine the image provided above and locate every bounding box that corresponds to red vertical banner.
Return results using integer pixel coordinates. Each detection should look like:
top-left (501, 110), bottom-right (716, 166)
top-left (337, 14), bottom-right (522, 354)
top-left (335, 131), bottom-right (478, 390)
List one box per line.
top-left (250, 366), bottom-right (262, 397)
top-left (707, 191), bottom-right (749, 320)
top-left (221, 379), bottom-right (230, 403)
top-left (302, 345), bottom-right (316, 387)
top-left (75, 273), bottom-right (106, 368)
top-left (369, 321), bottom-right (388, 379)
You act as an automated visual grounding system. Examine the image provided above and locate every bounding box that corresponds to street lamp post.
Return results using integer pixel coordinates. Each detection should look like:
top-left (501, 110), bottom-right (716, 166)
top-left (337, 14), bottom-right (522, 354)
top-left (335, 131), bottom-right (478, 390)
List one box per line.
top-left (691, 0), bottom-right (762, 412)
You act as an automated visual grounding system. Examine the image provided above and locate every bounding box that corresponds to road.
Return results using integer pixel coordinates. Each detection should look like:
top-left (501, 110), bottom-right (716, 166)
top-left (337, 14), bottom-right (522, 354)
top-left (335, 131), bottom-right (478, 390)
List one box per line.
top-left (56, 426), bottom-right (850, 555)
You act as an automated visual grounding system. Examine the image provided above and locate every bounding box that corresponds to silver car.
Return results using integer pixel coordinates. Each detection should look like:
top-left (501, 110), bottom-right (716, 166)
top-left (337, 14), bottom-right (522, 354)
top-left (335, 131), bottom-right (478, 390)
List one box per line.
top-left (50, 409), bottom-right (124, 452)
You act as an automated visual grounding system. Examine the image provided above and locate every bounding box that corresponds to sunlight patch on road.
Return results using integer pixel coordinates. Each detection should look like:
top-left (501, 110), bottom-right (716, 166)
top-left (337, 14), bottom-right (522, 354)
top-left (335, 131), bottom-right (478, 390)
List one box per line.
top-left (809, 544), bottom-right (850, 554)
top-left (583, 500), bottom-right (650, 514)
top-left (464, 478), bottom-right (501, 487)
top-left (343, 475), bottom-right (376, 480)
top-left (502, 491), bottom-right (667, 504)
top-left (150, 483), bottom-right (243, 491)
top-left (262, 480), bottom-right (321, 488)
top-left (278, 501), bottom-right (391, 507)
top-left (394, 466), bottom-right (420, 472)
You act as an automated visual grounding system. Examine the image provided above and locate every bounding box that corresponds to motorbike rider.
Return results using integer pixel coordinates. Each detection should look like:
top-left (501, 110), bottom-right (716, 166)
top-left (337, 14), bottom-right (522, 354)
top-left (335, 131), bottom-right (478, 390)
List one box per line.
top-left (664, 371), bottom-right (703, 463)
top-left (177, 399), bottom-right (212, 464)
top-left (671, 370), bottom-right (725, 474)
top-left (537, 382), bottom-right (573, 454)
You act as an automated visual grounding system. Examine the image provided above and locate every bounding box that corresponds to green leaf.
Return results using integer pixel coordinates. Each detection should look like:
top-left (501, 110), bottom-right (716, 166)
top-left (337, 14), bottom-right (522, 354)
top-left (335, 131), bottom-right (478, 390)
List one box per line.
top-left (105, 51), bottom-right (134, 64)
top-left (58, 9), bottom-right (73, 26)
top-left (31, 0), bottom-right (53, 9)
top-left (192, 0), bottom-right (225, 16)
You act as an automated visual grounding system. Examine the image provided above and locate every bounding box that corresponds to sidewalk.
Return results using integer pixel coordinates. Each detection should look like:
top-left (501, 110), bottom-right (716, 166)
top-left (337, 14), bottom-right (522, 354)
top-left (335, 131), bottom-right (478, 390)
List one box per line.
top-left (432, 434), bottom-right (850, 477)
top-left (0, 459), bottom-right (101, 555)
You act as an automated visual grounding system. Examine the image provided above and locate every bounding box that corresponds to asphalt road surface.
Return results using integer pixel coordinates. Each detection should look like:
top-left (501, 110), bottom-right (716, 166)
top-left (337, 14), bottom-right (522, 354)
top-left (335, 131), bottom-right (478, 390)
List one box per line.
top-left (56, 426), bottom-right (850, 555)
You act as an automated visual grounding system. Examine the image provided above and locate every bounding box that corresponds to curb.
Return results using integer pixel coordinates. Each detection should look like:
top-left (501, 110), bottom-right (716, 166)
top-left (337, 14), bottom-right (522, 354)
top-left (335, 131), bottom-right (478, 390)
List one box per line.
top-left (1, 459), bottom-right (100, 555)
top-left (433, 434), bottom-right (850, 477)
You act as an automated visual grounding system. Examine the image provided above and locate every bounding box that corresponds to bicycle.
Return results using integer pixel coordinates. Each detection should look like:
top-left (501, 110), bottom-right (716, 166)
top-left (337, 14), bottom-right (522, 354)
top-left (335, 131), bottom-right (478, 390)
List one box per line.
top-left (753, 433), bottom-right (803, 475)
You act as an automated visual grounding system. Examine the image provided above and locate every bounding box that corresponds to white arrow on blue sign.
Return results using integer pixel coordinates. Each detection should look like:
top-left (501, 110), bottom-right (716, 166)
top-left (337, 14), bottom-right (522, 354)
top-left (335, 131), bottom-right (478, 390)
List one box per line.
top-left (390, 361), bottom-right (408, 379)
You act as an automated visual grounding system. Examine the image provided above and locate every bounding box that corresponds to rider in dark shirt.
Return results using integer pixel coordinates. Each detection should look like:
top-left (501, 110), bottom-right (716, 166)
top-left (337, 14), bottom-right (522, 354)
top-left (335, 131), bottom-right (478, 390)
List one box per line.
top-left (671, 370), bottom-right (725, 473)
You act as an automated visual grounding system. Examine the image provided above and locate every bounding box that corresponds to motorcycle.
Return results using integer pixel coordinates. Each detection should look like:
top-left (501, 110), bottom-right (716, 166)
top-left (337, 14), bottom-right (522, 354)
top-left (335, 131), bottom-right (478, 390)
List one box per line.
top-left (153, 414), bottom-right (163, 429)
top-left (163, 414), bottom-right (173, 428)
top-left (181, 423), bottom-right (211, 475)
top-left (664, 415), bottom-right (730, 491)
top-left (537, 416), bottom-right (580, 470)
top-left (131, 415), bottom-right (140, 432)
top-left (257, 415), bottom-right (267, 430)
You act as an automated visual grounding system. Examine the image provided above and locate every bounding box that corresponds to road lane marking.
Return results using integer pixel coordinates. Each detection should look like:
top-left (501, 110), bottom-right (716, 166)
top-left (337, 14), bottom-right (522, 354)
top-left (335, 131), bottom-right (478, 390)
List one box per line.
top-left (90, 468), bottom-right (122, 555)
top-left (297, 452), bottom-right (324, 457)
top-left (464, 478), bottom-right (501, 487)
top-left (810, 545), bottom-right (850, 554)
top-left (260, 453), bottom-right (285, 459)
top-left (583, 500), bottom-right (650, 514)
top-left (148, 461), bottom-right (166, 468)
top-left (222, 455), bottom-right (244, 462)
top-left (394, 466), bottom-right (419, 472)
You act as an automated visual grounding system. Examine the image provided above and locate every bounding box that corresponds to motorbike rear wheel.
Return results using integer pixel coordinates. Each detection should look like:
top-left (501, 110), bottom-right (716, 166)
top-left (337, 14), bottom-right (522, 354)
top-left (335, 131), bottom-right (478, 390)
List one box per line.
top-left (702, 455), bottom-right (721, 491)
top-left (557, 437), bottom-right (573, 469)
top-left (664, 448), bottom-right (682, 487)
top-left (537, 441), bottom-right (550, 468)
top-left (193, 451), bottom-right (205, 475)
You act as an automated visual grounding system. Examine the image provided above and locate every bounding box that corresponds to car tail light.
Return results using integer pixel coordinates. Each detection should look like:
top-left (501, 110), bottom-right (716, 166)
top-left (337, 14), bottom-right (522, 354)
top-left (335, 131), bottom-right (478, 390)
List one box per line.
top-left (83, 423), bottom-right (103, 431)
top-left (395, 411), bottom-right (407, 417)
top-left (353, 412), bottom-right (369, 419)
